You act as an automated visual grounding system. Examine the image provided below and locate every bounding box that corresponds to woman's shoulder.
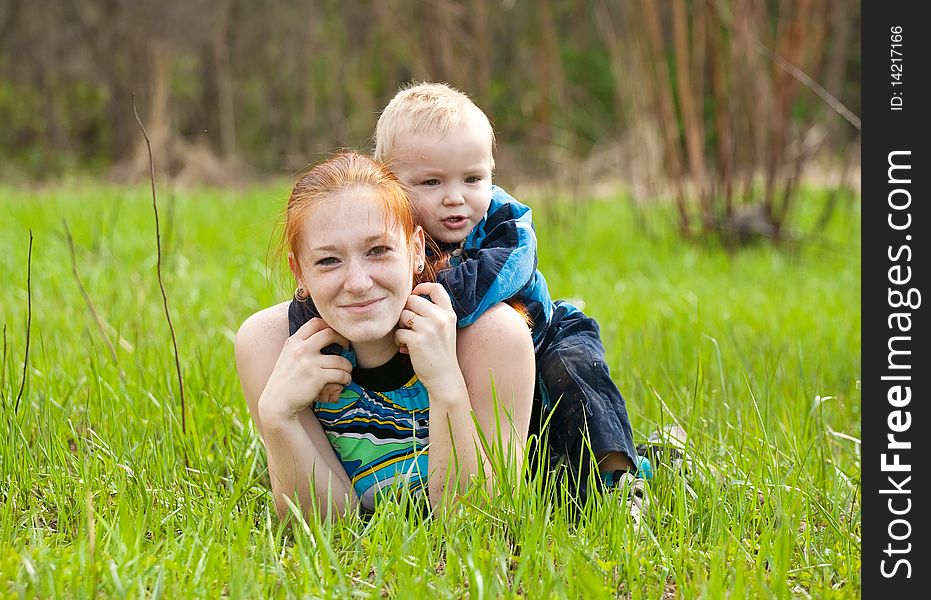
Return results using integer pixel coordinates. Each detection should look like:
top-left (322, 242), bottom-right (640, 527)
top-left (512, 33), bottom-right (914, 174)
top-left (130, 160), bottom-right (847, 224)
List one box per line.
top-left (456, 302), bottom-right (534, 368)
top-left (235, 301), bottom-right (291, 357)
top-left (464, 303), bottom-right (532, 342)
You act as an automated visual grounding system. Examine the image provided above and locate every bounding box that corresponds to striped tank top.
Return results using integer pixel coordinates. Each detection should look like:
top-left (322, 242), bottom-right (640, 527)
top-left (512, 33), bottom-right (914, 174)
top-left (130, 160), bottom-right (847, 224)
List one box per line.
top-left (312, 352), bottom-right (430, 512)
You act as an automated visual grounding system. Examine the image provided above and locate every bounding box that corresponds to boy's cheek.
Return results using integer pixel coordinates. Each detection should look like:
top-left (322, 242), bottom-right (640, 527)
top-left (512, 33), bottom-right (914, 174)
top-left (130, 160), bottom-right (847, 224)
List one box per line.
top-left (409, 191), bottom-right (429, 207)
top-left (413, 202), bottom-right (436, 222)
top-left (418, 218), bottom-right (447, 239)
top-left (404, 188), bottom-right (428, 207)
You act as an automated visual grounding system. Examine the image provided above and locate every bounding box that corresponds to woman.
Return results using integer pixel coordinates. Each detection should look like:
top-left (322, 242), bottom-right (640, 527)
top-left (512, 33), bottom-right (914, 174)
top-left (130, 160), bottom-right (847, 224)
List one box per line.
top-left (235, 152), bottom-right (536, 520)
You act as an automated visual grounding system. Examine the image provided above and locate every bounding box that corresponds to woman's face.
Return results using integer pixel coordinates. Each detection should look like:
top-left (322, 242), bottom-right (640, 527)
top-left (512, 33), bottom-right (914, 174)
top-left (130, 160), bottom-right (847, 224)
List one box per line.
top-left (293, 186), bottom-right (424, 344)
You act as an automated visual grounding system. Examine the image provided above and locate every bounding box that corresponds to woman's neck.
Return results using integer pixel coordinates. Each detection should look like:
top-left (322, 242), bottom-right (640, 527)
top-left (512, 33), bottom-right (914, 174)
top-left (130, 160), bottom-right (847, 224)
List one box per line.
top-left (352, 334), bottom-right (401, 369)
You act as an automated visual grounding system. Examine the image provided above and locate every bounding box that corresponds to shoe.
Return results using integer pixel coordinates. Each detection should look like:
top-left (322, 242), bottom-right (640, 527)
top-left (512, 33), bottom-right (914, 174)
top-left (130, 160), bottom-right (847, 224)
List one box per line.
top-left (609, 470), bottom-right (649, 527)
top-left (636, 424), bottom-right (689, 476)
top-left (638, 424), bottom-right (698, 501)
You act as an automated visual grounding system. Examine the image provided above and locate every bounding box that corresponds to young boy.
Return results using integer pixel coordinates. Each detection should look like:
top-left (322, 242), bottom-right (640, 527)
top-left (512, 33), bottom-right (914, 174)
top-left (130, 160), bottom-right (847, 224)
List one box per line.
top-left (372, 82), bottom-right (650, 509)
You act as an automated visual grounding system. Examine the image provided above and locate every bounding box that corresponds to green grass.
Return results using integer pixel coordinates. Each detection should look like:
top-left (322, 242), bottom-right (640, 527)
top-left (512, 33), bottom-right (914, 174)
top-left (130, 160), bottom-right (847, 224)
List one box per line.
top-left (1, 180), bottom-right (860, 598)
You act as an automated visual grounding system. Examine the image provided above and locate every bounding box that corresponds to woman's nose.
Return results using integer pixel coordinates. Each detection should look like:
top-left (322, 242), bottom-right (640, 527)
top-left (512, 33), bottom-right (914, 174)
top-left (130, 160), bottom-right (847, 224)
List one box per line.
top-left (343, 260), bottom-right (373, 293)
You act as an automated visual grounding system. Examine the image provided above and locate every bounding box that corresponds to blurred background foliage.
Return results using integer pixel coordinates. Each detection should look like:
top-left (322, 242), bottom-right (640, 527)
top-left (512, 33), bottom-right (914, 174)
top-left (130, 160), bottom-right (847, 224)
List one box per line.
top-left (0, 0), bottom-right (860, 241)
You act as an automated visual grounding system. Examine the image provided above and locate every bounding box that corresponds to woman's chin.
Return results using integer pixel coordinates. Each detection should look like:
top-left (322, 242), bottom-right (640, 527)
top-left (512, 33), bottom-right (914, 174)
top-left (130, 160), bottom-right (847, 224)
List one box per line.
top-left (334, 320), bottom-right (396, 346)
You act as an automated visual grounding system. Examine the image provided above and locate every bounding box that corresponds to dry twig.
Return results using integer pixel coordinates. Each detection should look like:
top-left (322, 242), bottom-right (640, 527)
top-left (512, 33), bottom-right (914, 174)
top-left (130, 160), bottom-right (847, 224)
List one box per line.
top-left (14, 230), bottom-right (33, 413)
top-left (132, 94), bottom-right (187, 436)
top-left (2, 324), bottom-right (6, 390)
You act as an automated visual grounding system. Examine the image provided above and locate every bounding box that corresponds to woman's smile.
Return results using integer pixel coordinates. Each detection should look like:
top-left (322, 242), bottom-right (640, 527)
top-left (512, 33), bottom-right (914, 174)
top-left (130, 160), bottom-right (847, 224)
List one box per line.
top-left (339, 297), bottom-right (385, 314)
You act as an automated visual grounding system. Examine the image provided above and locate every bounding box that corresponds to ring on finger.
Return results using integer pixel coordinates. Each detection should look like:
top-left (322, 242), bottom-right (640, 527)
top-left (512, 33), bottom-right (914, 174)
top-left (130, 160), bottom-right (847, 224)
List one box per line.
top-left (406, 315), bottom-right (415, 329)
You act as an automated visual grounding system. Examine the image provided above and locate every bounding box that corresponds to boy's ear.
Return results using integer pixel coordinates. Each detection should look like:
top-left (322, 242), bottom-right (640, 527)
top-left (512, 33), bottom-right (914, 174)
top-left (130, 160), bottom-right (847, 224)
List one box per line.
top-left (287, 252), bottom-right (304, 289)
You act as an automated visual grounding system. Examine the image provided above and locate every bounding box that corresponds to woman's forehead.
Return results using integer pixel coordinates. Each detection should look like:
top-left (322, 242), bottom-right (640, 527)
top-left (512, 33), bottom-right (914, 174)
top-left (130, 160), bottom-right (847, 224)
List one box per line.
top-left (303, 191), bottom-right (403, 250)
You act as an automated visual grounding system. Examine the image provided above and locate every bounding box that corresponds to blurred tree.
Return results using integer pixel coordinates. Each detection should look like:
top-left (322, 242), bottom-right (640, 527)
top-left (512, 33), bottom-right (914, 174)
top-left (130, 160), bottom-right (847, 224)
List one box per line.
top-left (0, 0), bottom-right (860, 201)
top-left (621, 0), bottom-right (860, 245)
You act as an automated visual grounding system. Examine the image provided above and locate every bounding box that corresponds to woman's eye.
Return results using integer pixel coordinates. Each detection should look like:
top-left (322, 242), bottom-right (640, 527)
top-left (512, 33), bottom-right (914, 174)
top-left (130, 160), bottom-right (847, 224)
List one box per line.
top-left (316, 257), bottom-right (339, 267)
top-left (368, 245), bottom-right (391, 257)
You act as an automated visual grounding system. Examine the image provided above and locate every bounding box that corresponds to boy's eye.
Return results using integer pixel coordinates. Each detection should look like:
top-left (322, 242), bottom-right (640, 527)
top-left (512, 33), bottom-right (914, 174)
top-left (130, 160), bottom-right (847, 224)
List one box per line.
top-left (465, 175), bottom-right (481, 184)
top-left (421, 178), bottom-right (440, 186)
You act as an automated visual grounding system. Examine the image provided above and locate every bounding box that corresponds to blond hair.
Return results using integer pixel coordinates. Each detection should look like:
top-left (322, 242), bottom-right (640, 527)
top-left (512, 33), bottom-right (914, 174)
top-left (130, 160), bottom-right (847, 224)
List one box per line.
top-left (374, 82), bottom-right (495, 167)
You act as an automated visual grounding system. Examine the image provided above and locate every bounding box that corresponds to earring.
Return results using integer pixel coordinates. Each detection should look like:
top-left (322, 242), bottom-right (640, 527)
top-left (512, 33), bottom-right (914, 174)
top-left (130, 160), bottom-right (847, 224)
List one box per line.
top-left (416, 263), bottom-right (425, 274)
top-left (295, 286), bottom-right (309, 302)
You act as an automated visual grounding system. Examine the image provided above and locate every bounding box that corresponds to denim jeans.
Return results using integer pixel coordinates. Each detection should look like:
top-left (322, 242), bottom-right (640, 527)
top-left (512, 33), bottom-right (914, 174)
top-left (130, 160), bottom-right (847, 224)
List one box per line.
top-left (529, 301), bottom-right (638, 492)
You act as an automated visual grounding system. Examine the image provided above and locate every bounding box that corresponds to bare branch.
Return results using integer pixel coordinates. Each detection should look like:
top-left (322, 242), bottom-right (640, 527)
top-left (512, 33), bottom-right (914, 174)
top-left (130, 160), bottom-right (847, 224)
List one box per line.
top-left (714, 0), bottom-right (860, 131)
top-left (764, 47), bottom-right (861, 131)
top-left (14, 230), bottom-right (33, 413)
top-left (2, 324), bottom-right (6, 391)
top-left (641, 0), bottom-right (691, 236)
top-left (132, 93), bottom-right (187, 437)
top-left (672, 0), bottom-right (708, 216)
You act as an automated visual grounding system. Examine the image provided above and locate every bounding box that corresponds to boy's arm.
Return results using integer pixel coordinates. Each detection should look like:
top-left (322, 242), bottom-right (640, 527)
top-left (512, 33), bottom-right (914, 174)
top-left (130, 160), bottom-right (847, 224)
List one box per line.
top-left (436, 191), bottom-right (538, 327)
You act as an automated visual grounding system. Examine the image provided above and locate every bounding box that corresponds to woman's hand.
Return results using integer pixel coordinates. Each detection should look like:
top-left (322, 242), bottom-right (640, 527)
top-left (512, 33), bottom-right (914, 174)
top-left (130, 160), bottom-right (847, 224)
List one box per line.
top-left (257, 317), bottom-right (352, 424)
top-left (395, 283), bottom-right (463, 395)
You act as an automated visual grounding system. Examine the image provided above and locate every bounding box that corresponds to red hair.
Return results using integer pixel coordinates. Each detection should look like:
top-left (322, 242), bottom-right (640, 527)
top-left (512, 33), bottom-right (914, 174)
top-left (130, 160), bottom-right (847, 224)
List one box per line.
top-left (282, 152), bottom-right (438, 285)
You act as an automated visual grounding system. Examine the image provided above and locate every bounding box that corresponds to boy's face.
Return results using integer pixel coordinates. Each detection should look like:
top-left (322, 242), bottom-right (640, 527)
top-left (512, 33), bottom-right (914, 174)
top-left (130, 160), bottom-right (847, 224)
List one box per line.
top-left (391, 122), bottom-right (493, 244)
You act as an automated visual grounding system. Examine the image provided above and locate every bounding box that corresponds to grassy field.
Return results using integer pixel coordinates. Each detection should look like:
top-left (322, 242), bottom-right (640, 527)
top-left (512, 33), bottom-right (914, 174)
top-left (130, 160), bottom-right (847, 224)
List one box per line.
top-left (1, 181), bottom-right (861, 598)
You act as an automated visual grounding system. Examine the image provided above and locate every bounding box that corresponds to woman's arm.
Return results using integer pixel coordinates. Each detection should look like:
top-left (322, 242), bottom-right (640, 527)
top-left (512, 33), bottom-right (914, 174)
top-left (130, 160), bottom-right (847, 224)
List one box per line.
top-left (235, 303), bottom-right (357, 520)
top-left (396, 286), bottom-right (535, 507)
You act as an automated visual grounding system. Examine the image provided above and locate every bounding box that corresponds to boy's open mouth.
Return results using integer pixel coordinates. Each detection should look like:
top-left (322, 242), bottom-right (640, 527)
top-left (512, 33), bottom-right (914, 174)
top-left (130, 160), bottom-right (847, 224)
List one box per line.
top-left (442, 216), bottom-right (469, 229)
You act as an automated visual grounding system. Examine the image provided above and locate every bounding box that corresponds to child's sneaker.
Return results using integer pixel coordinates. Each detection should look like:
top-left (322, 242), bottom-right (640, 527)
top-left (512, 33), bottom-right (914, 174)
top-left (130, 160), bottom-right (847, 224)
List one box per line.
top-left (637, 424), bottom-right (689, 476)
top-left (604, 469), bottom-right (649, 527)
